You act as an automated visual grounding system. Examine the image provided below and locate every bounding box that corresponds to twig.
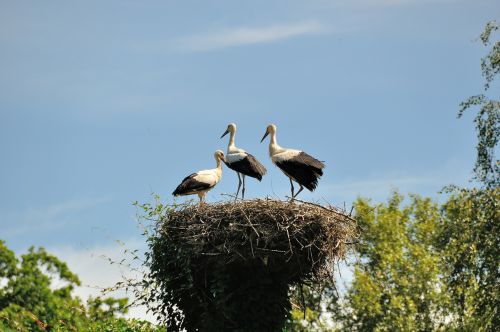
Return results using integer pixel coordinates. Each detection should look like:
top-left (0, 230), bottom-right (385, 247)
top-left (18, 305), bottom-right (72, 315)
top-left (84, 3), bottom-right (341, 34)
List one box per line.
top-left (286, 196), bottom-right (356, 223)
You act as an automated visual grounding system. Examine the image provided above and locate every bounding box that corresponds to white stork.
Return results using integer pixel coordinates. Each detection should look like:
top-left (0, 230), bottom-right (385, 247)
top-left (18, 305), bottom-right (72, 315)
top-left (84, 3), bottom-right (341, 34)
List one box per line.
top-left (172, 150), bottom-right (225, 205)
top-left (220, 123), bottom-right (267, 199)
top-left (260, 124), bottom-right (325, 198)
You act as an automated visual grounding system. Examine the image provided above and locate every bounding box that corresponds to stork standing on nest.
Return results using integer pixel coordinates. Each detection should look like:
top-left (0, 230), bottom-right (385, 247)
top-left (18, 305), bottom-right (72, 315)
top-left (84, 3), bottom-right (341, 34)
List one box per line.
top-left (261, 124), bottom-right (325, 199)
top-left (172, 150), bottom-right (225, 205)
top-left (221, 123), bottom-right (267, 200)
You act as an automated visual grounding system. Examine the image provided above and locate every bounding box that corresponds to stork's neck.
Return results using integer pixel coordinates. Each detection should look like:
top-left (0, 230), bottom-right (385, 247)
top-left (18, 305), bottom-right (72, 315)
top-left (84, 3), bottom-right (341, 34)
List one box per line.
top-left (228, 131), bottom-right (236, 148)
top-left (214, 159), bottom-right (223, 178)
top-left (216, 158), bottom-right (223, 169)
top-left (268, 132), bottom-right (281, 156)
top-left (270, 131), bottom-right (277, 145)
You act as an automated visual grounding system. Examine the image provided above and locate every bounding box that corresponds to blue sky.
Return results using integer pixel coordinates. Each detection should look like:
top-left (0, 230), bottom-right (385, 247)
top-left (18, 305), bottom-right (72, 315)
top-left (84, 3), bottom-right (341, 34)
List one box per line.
top-left (0, 0), bottom-right (498, 318)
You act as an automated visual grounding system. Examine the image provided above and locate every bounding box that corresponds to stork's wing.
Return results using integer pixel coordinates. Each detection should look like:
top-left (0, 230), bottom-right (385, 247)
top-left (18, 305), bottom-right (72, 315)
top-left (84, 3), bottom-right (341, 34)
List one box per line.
top-left (294, 152), bottom-right (325, 174)
top-left (275, 152), bottom-right (324, 191)
top-left (172, 173), bottom-right (213, 196)
top-left (226, 152), bottom-right (267, 181)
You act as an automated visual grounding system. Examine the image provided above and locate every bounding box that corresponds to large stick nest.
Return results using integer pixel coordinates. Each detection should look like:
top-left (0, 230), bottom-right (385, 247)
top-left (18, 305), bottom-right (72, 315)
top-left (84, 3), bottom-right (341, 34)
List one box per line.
top-left (165, 198), bottom-right (355, 273)
top-left (149, 198), bottom-right (356, 332)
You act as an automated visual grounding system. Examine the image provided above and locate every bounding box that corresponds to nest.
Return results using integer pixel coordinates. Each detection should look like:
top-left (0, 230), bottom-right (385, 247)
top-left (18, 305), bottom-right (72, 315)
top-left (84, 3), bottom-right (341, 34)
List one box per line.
top-left (165, 198), bottom-right (355, 272)
top-left (149, 198), bottom-right (356, 332)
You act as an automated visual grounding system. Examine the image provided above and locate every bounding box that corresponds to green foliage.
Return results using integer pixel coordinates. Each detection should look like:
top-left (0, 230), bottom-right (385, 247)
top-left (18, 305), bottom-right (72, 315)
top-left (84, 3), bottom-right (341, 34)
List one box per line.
top-left (437, 187), bottom-right (499, 331)
top-left (479, 21), bottom-right (500, 89)
top-left (0, 242), bottom-right (83, 331)
top-left (0, 240), bottom-right (162, 332)
top-left (458, 20), bottom-right (499, 187)
top-left (339, 193), bottom-right (446, 331)
top-left (335, 190), bottom-right (498, 331)
top-left (87, 296), bottom-right (129, 320)
top-left (285, 283), bottom-right (339, 332)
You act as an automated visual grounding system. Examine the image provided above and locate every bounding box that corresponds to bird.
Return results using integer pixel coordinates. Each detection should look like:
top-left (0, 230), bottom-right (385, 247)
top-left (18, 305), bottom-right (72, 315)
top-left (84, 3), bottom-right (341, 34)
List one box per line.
top-left (172, 150), bottom-right (225, 205)
top-left (220, 123), bottom-right (267, 200)
top-left (260, 124), bottom-right (325, 199)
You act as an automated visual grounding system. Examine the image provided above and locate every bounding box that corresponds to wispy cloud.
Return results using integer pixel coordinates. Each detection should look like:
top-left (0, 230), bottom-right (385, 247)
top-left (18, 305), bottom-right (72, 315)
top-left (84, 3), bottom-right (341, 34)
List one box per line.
top-left (327, 175), bottom-right (439, 202)
top-left (177, 20), bottom-right (329, 52)
top-left (314, 159), bottom-right (472, 205)
top-left (49, 239), bottom-right (154, 322)
top-left (3, 196), bottom-right (111, 237)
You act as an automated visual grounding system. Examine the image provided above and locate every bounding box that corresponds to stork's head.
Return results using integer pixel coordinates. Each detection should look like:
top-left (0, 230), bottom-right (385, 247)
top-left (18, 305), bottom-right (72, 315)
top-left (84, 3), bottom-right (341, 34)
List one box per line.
top-left (260, 124), bottom-right (276, 142)
top-left (220, 123), bottom-right (236, 138)
top-left (214, 150), bottom-right (225, 161)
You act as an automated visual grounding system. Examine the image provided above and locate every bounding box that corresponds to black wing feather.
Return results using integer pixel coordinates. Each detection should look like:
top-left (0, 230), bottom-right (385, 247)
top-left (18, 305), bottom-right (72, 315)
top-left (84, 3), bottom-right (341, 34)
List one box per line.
top-left (276, 152), bottom-right (325, 191)
top-left (172, 173), bottom-right (212, 196)
top-left (296, 152), bottom-right (324, 174)
top-left (226, 153), bottom-right (267, 181)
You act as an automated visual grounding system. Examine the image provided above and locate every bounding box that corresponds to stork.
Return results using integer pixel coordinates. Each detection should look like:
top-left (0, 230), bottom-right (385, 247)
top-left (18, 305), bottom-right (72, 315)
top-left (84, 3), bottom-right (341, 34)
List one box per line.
top-left (260, 124), bottom-right (325, 199)
top-left (172, 150), bottom-right (225, 205)
top-left (221, 123), bottom-right (267, 200)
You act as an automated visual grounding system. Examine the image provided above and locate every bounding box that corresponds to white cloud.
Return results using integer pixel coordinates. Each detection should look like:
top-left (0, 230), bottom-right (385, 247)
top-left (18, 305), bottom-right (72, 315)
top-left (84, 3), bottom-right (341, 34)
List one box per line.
top-left (49, 239), bottom-right (155, 322)
top-left (177, 20), bottom-right (329, 52)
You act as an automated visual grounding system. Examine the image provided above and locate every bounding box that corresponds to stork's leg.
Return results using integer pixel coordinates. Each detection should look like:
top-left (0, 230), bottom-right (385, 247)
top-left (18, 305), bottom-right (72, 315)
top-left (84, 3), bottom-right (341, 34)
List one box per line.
top-left (289, 178), bottom-right (295, 198)
top-left (293, 185), bottom-right (304, 198)
top-left (198, 192), bottom-right (204, 206)
top-left (242, 175), bottom-right (246, 200)
top-left (235, 173), bottom-right (242, 201)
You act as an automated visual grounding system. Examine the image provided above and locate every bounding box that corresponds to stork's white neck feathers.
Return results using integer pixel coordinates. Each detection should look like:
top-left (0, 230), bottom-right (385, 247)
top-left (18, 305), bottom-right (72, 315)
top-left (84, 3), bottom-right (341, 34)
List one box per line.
top-left (228, 131), bottom-right (236, 148)
top-left (226, 130), bottom-right (246, 155)
top-left (268, 131), bottom-right (282, 156)
top-left (215, 156), bottom-right (223, 171)
top-left (267, 130), bottom-right (302, 163)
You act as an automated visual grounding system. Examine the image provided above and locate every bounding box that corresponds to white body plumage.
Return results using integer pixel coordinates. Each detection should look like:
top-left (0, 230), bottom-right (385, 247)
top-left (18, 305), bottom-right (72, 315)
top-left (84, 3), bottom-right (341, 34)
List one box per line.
top-left (221, 123), bottom-right (267, 199)
top-left (172, 150), bottom-right (225, 204)
top-left (261, 124), bottom-right (325, 198)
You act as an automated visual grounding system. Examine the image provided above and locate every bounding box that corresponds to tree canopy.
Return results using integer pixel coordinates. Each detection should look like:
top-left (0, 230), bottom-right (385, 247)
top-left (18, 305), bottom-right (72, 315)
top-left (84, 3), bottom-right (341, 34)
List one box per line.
top-left (341, 194), bottom-right (445, 331)
top-left (0, 240), bottom-right (162, 332)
